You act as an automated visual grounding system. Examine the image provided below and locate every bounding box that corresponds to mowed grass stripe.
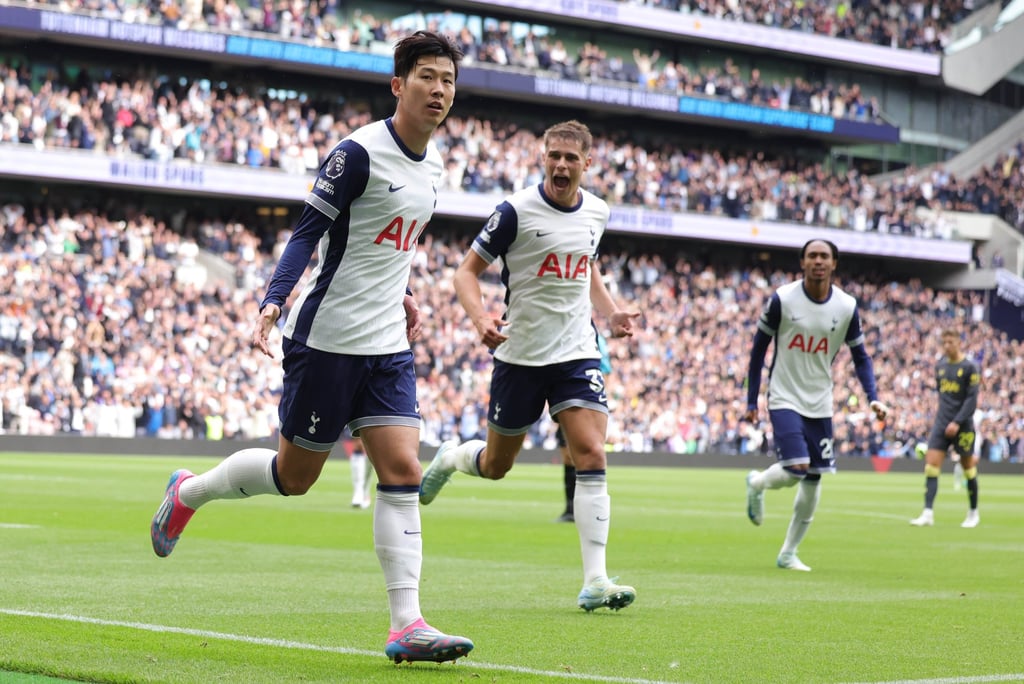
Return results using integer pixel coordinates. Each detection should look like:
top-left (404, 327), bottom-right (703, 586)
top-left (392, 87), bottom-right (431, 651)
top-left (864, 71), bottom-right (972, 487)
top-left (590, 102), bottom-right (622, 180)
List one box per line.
top-left (1, 453), bottom-right (1021, 683)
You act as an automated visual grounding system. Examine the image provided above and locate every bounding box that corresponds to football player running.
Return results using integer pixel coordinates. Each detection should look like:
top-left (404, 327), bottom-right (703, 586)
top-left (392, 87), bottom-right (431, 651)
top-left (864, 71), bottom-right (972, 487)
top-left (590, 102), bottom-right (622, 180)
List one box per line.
top-left (419, 120), bottom-right (641, 612)
top-left (744, 239), bottom-right (888, 571)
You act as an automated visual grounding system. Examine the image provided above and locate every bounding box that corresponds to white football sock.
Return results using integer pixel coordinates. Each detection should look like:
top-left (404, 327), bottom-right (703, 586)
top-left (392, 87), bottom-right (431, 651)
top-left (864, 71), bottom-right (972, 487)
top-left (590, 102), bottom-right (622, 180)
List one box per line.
top-left (374, 489), bottom-right (422, 632)
top-left (178, 447), bottom-right (281, 509)
top-left (780, 479), bottom-right (821, 556)
top-left (350, 452), bottom-right (368, 501)
top-left (575, 473), bottom-right (610, 585)
top-left (361, 455), bottom-right (374, 499)
top-left (450, 440), bottom-right (485, 476)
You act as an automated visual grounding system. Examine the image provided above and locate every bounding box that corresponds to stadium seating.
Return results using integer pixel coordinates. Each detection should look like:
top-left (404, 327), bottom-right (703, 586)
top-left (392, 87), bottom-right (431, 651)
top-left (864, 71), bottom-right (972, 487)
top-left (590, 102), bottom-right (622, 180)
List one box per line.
top-left (2, 59), bottom-right (1020, 236)
top-left (0, 0), bottom-right (1021, 461)
top-left (0, 201), bottom-right (1021, 461)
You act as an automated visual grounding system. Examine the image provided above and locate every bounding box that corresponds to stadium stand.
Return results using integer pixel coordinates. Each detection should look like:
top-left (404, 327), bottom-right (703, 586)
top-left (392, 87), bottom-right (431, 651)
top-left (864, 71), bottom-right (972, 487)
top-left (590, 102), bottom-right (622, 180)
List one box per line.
top-left (2, 60), bottom-right (1020, 238)
top-left (0, 0), bottom-right (1022, 462)
top-left (612, 0), bottom-right (977, 52)
top-left (1, 201), bottom-right (1021, 461)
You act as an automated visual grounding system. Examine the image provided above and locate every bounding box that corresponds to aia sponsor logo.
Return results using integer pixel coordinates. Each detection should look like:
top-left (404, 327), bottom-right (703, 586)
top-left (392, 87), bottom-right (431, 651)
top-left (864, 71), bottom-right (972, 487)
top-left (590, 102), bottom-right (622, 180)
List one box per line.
top-left (787, 333), bottom-right (829, 354)
top-left (537, 253), bottom-right (589, 279)
top-left (375, 217), bottom-right (427, 251)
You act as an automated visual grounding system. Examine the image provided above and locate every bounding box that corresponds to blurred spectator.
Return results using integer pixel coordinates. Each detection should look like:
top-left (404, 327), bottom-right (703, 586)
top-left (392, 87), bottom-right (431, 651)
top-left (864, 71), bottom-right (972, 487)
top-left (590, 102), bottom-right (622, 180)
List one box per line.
top-left (0, 200), bottom-right (1021, 460)
top-left (621, 0), bottom-right (970, 52)
top-left (4, 58), bottom-right (1021, 234)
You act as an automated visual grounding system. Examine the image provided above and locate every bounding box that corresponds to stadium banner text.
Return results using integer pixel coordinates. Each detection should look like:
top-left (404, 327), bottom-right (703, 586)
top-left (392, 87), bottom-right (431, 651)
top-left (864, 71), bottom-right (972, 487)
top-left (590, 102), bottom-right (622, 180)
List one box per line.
top-left (0, 6), bottom-right (390, 72)
top-left (528, 77), bottom-right (899, 143)
top-left (456, 0), bottom-right (942, 76)
top-left (1, 5), bottom-right (899, 144)
top-left (605, 205), bottom-right (971, 263)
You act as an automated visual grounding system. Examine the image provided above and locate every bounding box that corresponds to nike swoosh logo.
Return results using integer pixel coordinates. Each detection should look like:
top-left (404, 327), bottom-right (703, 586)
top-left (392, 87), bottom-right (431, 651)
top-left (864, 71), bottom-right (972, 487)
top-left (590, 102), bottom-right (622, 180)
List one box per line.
top-left (403, 530), bottom-right (421, 535)
top-left (596, 516), bottom-right (609, 521)
top-left (790, 316), bottom-right (803, 322)
top-left (536, 231), bottom-right (552, 238)
top-left (388, 183), bottom-right (406, 192)
top-left (239, 487), bottom-right (249, 497)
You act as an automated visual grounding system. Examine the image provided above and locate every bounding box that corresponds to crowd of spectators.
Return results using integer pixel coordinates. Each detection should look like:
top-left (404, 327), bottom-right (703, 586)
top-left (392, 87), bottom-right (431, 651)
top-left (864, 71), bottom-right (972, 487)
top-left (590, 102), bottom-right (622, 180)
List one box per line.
top-left (1, 200), bottom-right (1022, 463)
top-left (19, 1), bottom-right (908, 124)
top-left (3, 57), bottom-right (1023, 237)
top-left (32, 0), bottom-right (976, 55)
top-left (620, 0), bottom-right (977, 53)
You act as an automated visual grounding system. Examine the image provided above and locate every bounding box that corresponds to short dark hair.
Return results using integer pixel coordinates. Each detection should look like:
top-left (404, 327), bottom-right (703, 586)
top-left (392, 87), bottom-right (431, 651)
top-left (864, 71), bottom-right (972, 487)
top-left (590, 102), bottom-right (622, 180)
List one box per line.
top-left (800, 238), bottom-right (839, 261)
top-left (393, 30), bottom-right (463, 81)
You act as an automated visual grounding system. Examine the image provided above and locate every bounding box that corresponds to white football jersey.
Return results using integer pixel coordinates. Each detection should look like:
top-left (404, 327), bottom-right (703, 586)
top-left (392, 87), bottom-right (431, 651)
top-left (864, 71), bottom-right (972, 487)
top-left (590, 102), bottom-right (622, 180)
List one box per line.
top-left (264, 118), bottom-right (441, 355)
top-left (758, 280), bottom-right (865, 418)
top-left (471, 183), bottom-right (609, 366)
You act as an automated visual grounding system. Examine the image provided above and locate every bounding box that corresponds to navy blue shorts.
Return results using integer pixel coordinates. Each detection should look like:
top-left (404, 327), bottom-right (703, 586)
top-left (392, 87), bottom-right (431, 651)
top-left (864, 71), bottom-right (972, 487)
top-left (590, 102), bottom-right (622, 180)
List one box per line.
top-left (768, 408), bottom-right (836, 474)
top-left (488, 358), bottom-right (608, 435)
top-left (278, 338), bottom-right (420, 452)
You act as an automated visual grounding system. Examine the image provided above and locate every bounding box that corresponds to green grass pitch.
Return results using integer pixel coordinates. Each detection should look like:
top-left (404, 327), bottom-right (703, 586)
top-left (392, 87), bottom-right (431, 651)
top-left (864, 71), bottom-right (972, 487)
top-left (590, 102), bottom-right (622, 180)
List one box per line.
top-left (1, 452), bottom-right (1022, 683)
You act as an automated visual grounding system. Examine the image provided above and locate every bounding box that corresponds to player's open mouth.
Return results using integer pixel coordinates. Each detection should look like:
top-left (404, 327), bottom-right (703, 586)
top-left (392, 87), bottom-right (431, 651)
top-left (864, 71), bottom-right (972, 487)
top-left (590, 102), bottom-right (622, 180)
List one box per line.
top-left (552, 176), bottom-right (570, 190)
top-left (427, 101), bottom-right (444, 111)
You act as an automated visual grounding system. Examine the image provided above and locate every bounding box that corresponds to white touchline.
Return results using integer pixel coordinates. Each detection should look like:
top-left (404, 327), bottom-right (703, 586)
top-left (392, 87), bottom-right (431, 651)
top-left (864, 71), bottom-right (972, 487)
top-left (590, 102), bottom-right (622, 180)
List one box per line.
top-left (840, 676), bottom-right (1024, 684)
top-left (0, 609), bottom-right (677, 684)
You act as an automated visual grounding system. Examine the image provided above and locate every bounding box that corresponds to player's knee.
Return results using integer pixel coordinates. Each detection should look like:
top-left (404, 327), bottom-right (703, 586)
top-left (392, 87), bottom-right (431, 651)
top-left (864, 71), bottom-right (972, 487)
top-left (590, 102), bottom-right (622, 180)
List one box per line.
top-left (481, 465), bottom-right (511, 480)
top-left (478, 458), bottom-right (513, 481)
top-left (569, 441), bottom-right (607, 471)
top-left (964, 466), bottom-right (977, 479)
top-left (924, 464), bottom-right (941, 478)
top-left (277, 473), bottom-right (317, 496)
top-left (272, 457), bottom-right (320, 495)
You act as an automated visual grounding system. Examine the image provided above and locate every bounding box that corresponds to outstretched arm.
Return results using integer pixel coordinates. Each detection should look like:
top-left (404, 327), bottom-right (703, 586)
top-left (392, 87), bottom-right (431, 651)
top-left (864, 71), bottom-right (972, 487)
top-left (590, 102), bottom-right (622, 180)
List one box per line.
top-left (454, 249), bottom-right (508, 350)
top-left (850, 343), bottom-right (888, 420)
top-left (745, 293), bottom-right (781, 422)
top-left (745, 329), bottom-right (772, 422)
top-left (589, 259), bottom-right (640, 338)
top-left (252, 209), bottom-right (330, 358)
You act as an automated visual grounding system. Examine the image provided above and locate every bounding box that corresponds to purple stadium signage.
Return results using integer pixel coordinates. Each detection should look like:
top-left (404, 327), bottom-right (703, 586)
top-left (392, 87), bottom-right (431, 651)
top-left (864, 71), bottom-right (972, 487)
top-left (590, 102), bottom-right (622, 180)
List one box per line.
top-left (452, 0), bottom-right (941, 76)
top-left (2, 2), bottom-right (934, 78)
top-left (0, 6), bottom-right (394, 71)
top-left (0, 6), bottom-right (899, 143)
top-left (996, 269), bottom-right (1024, 306)
top-left (533, 76), bottom-right (679, 112)
top-left (34, 8), bottom-right (228, 52)
top-left (605, 205), bottom-right (971, 263)
top-left (0, 144), bottom-right (307, 198)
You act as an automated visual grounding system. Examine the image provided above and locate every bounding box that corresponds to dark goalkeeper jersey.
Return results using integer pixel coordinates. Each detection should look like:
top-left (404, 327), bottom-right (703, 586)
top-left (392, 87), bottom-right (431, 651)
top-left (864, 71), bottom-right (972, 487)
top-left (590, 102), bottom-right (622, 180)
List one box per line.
top-left (934, 356), bottom-right (980, 428)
